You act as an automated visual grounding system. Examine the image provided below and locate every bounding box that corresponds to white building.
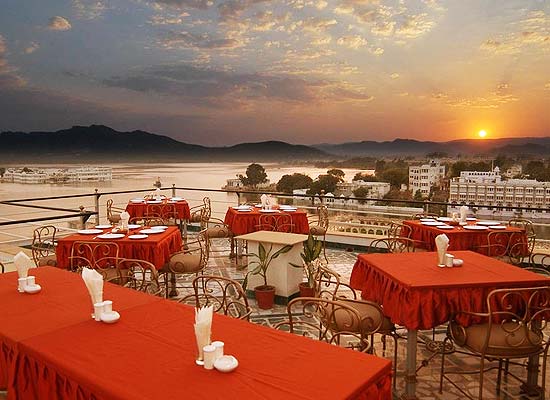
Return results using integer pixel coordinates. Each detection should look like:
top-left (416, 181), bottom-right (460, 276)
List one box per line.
top-left (336, 181), bottom-right (391, 200)
top-left (409, 160), bottom-right (446, 197)
top-left (2, 166), bottom-right (112, 184)
top-left (449, 167), bottom-right (550, 219)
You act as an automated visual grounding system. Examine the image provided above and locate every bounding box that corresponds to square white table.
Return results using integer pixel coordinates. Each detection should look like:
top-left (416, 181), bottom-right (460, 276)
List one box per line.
top-left (235, 231), bottom-right (308, 303)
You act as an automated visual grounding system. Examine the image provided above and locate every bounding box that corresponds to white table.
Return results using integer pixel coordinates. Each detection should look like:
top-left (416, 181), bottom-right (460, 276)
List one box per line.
top-left (236, 231), bottom-right (308, 302)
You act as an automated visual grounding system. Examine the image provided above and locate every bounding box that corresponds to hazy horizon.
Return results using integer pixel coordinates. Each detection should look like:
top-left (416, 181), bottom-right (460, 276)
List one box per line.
top-left (0, 0), bottom-right (548, 145)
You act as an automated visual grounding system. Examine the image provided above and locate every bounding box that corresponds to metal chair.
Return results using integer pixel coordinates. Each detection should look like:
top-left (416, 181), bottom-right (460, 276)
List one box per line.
top-left (159, 229), bottom-right (209, 298)
top-left (388, 221), bottom-right (412, 239)
top-left (31, 225), bottom-right (58, 267)
top-left (106, 258), bottom-right (162, 296)
top-left (179, 275), bottom-right (251, 320)
top-left (507, 218), bottom-right (536, 266)
top-left (308, 205), bottom-right (329, 261)
top-left (368, 237), bottom-right (416, 253)
top-left (68, 241), bottom-right (120, 280)
top-left (189, 197), bottom-right (211, 229)
top-left (472, 231), bottom-right (515, 259)
top-left (440, 286), bottom-right (550, 400)
top-left (106, 199), bottom-right (125, 225)
top-left (524, 253), bottom-right (550, 276)
top-left (311, 262), bottom-right (399, 387)
top-left (146, 203), bottom-right (178, 226)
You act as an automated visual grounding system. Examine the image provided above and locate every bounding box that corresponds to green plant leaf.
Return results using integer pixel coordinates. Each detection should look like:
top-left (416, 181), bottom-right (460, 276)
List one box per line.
top-left (242, 274), bottom-right (249, 290)
top-left (258, 242), bottom-right (267, 261)
top-left (271, 244), bottom-right (292, 259)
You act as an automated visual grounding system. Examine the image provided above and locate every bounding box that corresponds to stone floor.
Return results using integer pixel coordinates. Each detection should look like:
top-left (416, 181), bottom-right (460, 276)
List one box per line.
top-left (171, 237), bottom-right (550, 400)
top-left (1, 237), bottom-right (549, 400)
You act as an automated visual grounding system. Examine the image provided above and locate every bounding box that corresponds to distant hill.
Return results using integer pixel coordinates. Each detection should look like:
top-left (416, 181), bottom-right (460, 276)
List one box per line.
top-left (314, 137), bottom-right (550, 157)
top-left (0, 125), bottom-right (327, 162)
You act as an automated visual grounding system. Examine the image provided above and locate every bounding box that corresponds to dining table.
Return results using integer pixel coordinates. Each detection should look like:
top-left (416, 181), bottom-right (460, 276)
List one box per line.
top-left (125, 197), bottom-right (190, 220)
top-left (55, 226), bottom-right (183, 269)
top-left (224, 206), bottom-right (310, 235)
top-left (403, 219), bottom-right (527, 256)
top-left (350, 250), bottom-right (550, 399)
top-left (1, 267), bottom-right (392, 399)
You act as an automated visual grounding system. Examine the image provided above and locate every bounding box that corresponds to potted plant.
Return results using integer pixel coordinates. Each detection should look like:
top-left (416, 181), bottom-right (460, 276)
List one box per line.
top-left (243, 242), bottom-right (292, 309)
top-left (291, 233), bottom-right (323, 297)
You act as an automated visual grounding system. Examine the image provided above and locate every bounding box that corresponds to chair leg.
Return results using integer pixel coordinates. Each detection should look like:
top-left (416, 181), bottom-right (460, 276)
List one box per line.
top-left (496, 359), bottom-right (503, 394)
top-left (439, 336), bottom-right (448, 393)
top-left (478, 357), bottom-right (485, 400)
top-left (392, 333), bottom-right (398, 391)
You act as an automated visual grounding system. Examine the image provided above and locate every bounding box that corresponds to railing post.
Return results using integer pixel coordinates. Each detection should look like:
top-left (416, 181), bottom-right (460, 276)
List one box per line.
top-left (236, 191), bottom-right (241, 205)
top-left (172, 184), bottom-right (176, 197)
top-left (94, 189), bottom-right (100, 224)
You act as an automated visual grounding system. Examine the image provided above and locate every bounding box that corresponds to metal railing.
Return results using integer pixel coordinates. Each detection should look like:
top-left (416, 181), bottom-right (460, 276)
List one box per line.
top-left (1, 185), bottom-right (549, 247)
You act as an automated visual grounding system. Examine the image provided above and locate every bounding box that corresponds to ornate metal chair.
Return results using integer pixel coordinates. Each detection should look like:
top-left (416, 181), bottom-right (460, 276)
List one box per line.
top-left (31, 225), bottom-right (58, 267)
top-left (311, 262), bottom-right (398, 387)
top-left (524, 253), bottom-right (550, 276)
top-left (146, 203), bottom-right (178, 226)
top-left (472, 231), bottom-right (515, 259)
top-left (189, 197), bottom-right (211, 229)
top-left (255, 214), bottom-right (278, 231)
top-left (368, 237), bottom-right (416, 253)
top-left (440, 286), bottom-right (550, 399)
top-left (507, 218), bottom-right (536, 266)
top-left (308, 205), bottom-right (329, 261)
top-left (275, 297), bottom-right (381, 353)
top-left (388, 221), bottom-right (412, 239)
top-left (107, 258), bottom-right (161, 296)
top-left (180, 275), bottom-right (251, 320)
top-left (68, 241), bottom-right (120, 280)
top-left (159, 229), bottom-right (209, 298)
top-left (106, 199), bottom-right (124, 225)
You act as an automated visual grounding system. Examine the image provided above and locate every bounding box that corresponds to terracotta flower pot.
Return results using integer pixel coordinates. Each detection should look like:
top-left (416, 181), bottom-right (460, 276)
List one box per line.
top-left (299, 282), bottom-right (315, 298)
top-left (254, 285), bottom-right (276, 309)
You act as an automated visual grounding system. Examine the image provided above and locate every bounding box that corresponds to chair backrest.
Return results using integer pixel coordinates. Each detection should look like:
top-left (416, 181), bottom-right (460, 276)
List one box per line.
top-left (130, 216), bottom-right (166, 226)
top-left (368, 237), bottom-right (416, 254)
top-left (310, 261), bottom-right (356, 301)
top-left (183, 275), bottom-right (251, 320)
top-left (316, 205), bottom-right (329, 229)
top-left (106, 199), bottom-right (116, 219)
top-left (146, 203), bottom-right (177, 222)
top-left (525, 253), bottom-right (550, 276)
top-left (31, 225), bottom-right (58, 265)
top-left (508, 218), bottom-right (535, 235)
top-left (475, 231), bottom-right (513, 258)
top-left (278, 297), bottom-right (380, 351)
top-left (508, 231), bottom-right (536, 266)
top-left (388, 222), bottom-right (412, 239)
top-left (256, 214), bottom-right (278, 231)
top-left (109, 258), bottom-right (161, 295)
top-left (69, 241), bottom-right (120, 276)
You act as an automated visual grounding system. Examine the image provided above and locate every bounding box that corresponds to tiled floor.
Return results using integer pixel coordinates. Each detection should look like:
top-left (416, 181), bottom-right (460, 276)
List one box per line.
top-left (170, 237), bottom-right (550, 400)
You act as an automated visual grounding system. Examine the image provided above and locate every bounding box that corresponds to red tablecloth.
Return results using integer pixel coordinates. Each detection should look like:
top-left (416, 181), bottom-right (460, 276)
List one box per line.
top-left (350, 251), bottom-right (550, 330)
top-left (125, 199), bottom-right (190, 220)
top-left (0, 267), bottom-right (161, 392)
top-left (224, 207), bottom-right (310, 235)
top-left (55, 227), bottom-right (182, 269)
top-left (404, 220), bottom-right (526, 255)
top-left (1, 267), bottom-right (392, 399)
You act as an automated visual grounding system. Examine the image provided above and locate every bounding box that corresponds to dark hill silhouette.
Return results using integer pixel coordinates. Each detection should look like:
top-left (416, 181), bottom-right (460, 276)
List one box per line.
top-left (0, 125), bottom-right (326, 162)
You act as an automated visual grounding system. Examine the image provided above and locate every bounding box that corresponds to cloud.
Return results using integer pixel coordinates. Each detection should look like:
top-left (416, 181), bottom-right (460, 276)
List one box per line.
top-left (159, 30), bottom-right (243, 49)
top-left (545, 82), bottom-right (550, 91)
top-left (151, 0), bottom-right (213, 10)
top-left (148, 12), bottom-right (190, 25)
top-left (336, 35), bottom-right (368, 49)
top-left (480, 10), bottom-right (550, 55)
top-left (395, 13), bottom-right (435, 38)
top-left (24, 42), bottom-right (40, 54)
top-left (48, 16), bottom-right (72, 31)
top-left (102, 63), bottom-right (374, 107)
top-left (0, 35), bottom-right (26, 88)
top-left (390, 72), bottom-right (399, 79)
top-left (302, 17), bottom-right (338, 33)
top-left (72, 0), bottom-right (107, 20)
top-left (217, 0), bottom-right (270, 21)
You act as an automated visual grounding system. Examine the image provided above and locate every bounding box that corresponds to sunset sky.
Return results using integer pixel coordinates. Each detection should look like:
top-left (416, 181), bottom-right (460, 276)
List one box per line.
top-left (0, 0), bottom-right (548, 145)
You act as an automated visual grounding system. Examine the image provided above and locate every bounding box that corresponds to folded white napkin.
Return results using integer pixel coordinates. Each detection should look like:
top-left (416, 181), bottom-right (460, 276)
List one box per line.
top-left (435, 234), bottom-right (449, 266)
top-left (260, 194), bottom-right (268, 207)
top-left (120, 211), bottom-right (130, 230)
top-left (460, 205), bottom-right (468, 222)
top-left (194, 305), bottom-right (213, 361)
top-left (81, 268), bottom-right (104, 305)
top-left (155, 187), bottom-right (162, 200)
top-left (14, 251), bottom-right (34, 278)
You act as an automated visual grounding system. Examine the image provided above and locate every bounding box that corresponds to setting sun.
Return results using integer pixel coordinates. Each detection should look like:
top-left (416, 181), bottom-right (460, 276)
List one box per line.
top-left (478, 130), bottom-right (487, 138)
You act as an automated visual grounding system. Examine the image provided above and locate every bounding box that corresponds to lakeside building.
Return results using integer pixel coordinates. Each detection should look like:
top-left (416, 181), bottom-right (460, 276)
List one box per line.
top-left (408, 160), bottom-right (445, 198)
top-left (448, 167), bottom-right (550, 219)
top-left (336, 181), bottom-right (391, 199)
top-left (222, 178), bottom-right (271, 191)
top-left (2, 166), bottom-right (112, 184)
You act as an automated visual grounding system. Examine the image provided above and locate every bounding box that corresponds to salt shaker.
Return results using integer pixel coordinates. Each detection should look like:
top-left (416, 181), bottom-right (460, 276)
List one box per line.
top-left (18, 277), bottom-right (27, 293)
top-left (212, 341), bottom-right (224, 360)
top-left (94, 302), bottom-right (105, 321)
top-left (103, 300), bottom-right (113, 314)
top-left (26, 276), bottom-right (36, 286)
top-left (445, 254), bottom-right (454, 267)
top-left (203, 345), bottom-right (216, 370)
